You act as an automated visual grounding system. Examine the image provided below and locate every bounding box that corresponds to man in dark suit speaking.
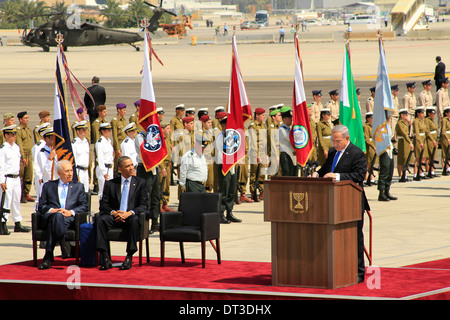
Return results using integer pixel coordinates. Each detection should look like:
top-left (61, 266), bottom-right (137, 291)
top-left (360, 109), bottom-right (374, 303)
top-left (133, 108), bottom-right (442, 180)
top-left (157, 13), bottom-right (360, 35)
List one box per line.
top-left (96, 156), bottom-right (149, 270)
top-left (312, 125), bottom-right (369, 283)
top-left (37, 160), bottom-right (88, 269)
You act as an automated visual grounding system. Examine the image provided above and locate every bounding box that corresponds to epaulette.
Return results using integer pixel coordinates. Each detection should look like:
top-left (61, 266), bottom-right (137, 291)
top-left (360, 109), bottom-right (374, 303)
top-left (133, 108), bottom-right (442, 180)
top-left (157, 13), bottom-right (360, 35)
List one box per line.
top-left (72, 139), bottom-right (76, 143)
top-left (113, 117), bottom-right (117, 121)
top-left (124, 138), bottom-right (129, 143)
top-left (0, 144), bottom-right (4, 149)
top-left (97, 137), bottom-right (102, 143)
top-left (37, 141), bottom-right (42, 146)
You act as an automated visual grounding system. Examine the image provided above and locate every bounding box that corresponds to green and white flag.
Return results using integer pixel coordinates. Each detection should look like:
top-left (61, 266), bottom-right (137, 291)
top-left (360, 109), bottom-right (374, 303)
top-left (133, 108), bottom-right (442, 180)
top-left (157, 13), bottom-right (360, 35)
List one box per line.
top-left (339, 43), bottom-right (366, 153)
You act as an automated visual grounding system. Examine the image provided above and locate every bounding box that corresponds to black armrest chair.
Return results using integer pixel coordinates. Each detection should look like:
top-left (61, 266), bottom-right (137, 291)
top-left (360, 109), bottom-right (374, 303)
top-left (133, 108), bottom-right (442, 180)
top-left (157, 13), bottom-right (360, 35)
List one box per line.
top-left (32, 211), bottom-right (89, 267)
top-left (160, 192), bottom-right (221, 268)
top-left (94, 212), bottom-right (150, 266)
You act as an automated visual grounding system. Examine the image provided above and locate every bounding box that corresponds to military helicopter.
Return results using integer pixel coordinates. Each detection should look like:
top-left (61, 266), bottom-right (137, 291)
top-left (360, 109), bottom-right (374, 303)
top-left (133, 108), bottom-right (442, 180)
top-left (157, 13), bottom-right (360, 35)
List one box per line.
top-left (21, 2), bottom-right (175, 52)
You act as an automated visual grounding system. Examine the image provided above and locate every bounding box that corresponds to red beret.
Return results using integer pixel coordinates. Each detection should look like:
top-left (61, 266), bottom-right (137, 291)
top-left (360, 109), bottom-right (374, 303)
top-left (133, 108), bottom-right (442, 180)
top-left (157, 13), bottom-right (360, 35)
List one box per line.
top-left (254, 108), bottom-right (265, 114)
top-left (182, 116), bottom-right (194, 124)
top-left (216, 112), bottom-right (228, 121)
top-left (200, 115), bottom-right (211, 123)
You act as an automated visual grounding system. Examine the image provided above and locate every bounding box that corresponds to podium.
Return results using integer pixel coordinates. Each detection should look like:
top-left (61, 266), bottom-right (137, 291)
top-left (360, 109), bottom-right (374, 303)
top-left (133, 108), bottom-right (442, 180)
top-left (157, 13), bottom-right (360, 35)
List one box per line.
top-left (264, 177), bottom-right (362, 289)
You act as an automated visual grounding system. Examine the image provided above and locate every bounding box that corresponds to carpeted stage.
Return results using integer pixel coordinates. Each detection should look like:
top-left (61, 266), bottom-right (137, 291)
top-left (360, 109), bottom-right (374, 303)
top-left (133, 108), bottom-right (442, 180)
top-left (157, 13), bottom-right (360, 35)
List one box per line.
top-left (1, 256), bottom-right (450, 300)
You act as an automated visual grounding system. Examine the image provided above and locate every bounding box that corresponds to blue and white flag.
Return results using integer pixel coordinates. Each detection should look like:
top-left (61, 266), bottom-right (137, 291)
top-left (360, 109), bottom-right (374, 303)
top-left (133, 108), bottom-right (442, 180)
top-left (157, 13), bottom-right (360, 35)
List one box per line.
top-left (372, 38), bottom-right (396, 156)
top-left (54, 46), bottom-right (77, 181)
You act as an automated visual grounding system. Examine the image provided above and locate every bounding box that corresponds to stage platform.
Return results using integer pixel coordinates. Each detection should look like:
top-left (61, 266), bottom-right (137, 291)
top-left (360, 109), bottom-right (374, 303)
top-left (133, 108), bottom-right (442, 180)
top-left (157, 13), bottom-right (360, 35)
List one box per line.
top-left (1, 256), bottom-right (450, 301)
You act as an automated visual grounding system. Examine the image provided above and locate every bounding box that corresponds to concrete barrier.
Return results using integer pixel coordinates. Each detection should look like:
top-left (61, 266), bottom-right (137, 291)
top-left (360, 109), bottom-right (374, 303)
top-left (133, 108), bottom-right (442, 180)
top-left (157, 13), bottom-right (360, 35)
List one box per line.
top-left (189, 35), bottom-right (216, 45)
top-left (344, 31), bottom-right (395, 41)
top-left (406, 30), bottom-right (450, 40)
top-left (283, 32), bottom-right (335, 43)
top-left (235, 33), bottom-right (274, 44)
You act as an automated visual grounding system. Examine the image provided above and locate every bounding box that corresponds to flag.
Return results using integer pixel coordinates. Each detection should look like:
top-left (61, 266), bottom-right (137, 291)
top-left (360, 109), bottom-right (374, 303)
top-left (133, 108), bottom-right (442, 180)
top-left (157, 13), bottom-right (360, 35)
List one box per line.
top-left (290, 33), bottom-right (313, 167)
top-left (54, 46), bottom-right (77, 181)
top-left (138, 30), bottom-right (167, 172)
top-left (222, 35), bottom-right (250, 175)
top-left (372, 38), bottom-right (395, 155)
top-left (339, 43), bottom-right (366, 153)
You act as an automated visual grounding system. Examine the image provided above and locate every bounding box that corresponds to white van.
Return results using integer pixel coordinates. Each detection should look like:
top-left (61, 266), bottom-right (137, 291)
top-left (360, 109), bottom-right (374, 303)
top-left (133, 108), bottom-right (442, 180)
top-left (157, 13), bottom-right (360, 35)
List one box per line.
top-left (345, 15), bottom-right (379, 25)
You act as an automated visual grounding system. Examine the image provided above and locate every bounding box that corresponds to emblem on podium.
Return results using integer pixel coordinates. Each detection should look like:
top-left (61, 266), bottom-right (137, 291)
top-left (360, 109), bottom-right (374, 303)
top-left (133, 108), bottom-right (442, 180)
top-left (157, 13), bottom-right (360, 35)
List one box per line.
top-left (289, 191), bottom-right (308, 214)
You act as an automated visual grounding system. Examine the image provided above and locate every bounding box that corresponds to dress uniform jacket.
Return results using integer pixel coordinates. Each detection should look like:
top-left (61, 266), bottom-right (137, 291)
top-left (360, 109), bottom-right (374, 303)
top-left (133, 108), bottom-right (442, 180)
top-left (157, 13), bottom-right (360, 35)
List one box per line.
top-left (325, 100), bottom-right (340, 123)
top-left (308, 117), bottom-right (317, 162)
top-left (310, 101), bottom-right (323, 123)
top-left (440, 117), bottom-right (450, 158)
top-left (316, 120), bottom-right (332, 166)
top-left (16, 123), bottom-right (33, 194)
top-left (0, 141), bottom-right (22, 223)
top-left (412, 118), bottom-right (429, 159)
top-left (418, 90), bottom-right (433, 107)
top-left (91, 118), bottom-right (107, 145)
top-left (37, 145), bottom-right (58, 183)
top-left (402, 93), bottom-right (417, 116)
top-left (363, 123), bottom-right (377, 165)
top-left (365, 97), bottom-right (374, 114)
top-left (111, 115), bottom-right (127, 154)
top-left (424, 117), bottom-right (438, 160)
top-left (72, 136), bottom-right (90, 192)
top-left (436, 88), bottom-right (449, 115)
top-left (121, 137), bottom-right (137, 167)
top-left (395, 119), bottom-right (413, 165)
top-left (248, 120), bottom-right (267, 193)
top-left (170, 116), bottom-right (184, 143)
top-left (95, 136), bottom-right (114, 199)
top-left (129, 113), bottom-right (145, 133)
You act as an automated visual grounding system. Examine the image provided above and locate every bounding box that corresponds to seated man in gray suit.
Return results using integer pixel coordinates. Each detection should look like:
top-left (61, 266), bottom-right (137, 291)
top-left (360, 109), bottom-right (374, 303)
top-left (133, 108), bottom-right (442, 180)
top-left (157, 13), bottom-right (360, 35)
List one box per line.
top-left (37, 160), bottom-right (88, 269)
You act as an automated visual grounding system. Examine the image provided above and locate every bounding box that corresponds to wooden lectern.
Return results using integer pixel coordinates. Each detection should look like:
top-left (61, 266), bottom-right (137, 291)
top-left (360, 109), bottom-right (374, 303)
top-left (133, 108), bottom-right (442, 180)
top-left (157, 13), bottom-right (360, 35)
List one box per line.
top-left (264, 177), bottom-right (362, 289)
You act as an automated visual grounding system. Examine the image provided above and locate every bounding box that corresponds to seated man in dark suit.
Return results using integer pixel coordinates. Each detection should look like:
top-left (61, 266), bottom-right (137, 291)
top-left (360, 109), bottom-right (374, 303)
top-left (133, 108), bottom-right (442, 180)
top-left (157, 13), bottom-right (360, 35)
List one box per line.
top-left (96, 156), bottom-right (149, 270)
top-left (312, 125), bottom-right (369, 283)
top-left (37, 160), bottom-right (88, 269)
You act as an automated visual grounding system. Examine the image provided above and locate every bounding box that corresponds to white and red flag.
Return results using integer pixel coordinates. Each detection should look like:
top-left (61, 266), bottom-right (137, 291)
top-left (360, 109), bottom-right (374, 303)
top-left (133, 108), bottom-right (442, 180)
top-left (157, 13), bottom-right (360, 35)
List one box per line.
top-left (138, 30), bottom-right (167, 171)
top-left (222, 35), bottom-right (251, 175)
top-left (290, 33), bottom-right (313, 166)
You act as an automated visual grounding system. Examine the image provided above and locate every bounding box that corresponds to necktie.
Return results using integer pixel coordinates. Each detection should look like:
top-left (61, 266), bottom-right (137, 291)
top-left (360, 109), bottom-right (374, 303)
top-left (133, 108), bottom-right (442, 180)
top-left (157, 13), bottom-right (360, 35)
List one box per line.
top-left (331, 151), bottom-right (341, 172)
top-left (60, 183), bottom-right (68, 209)
top-left (120, 179), bottom-right (129, 212)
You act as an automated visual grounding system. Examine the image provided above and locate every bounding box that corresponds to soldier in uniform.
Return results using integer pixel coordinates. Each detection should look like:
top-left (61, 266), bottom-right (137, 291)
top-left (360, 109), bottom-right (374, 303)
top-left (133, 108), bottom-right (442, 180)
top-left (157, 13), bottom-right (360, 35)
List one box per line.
top-left (316, 108), bottom-right (333, 166)
top-left (395, 109), bottom-right (414, 181)
top-left (32, 122), bottom-right (50, 206)
top-left (33, 110), bottom-right (51, 144)
top-left (111, 103), bottom-right (127, 177)
top-left (377, 114), bottom-right (397, 202)
top-left (424, 107), bottom-right (439, 177)
top-left (91, 105), bottom-right (108, 194)
top-left (157, 107), bottom-right (165, 123)
top-left (159, 122), bottom-right (173, 212)
top-left (365, 87), bottom-right (375, 115)
top-left (436, 77), bottom-right (449, 120)
top-left (237, 121), bottom-right (252, 203)
top-left (170, 104), bottom-right (185, 148)
top-left (325, 89), bottom-right (340, 126)
top-left (15, 111), bottom-right (34, 203)
top-left (174, 116), bottom-right (195, 198)
top-left (73, 108), bottom-right (91, 143)
top-left (0, 125), bottom-right (30, 234)
top-left (37, 127), bottom-right (58, 185)
top-left (214, 112), bottom-right (241, 223)
top-left (195, 108), bottom-right (208, 134)
top-left (198, 115), bottom-right (215, 192)
top-left (267, 108), bottom-right (282, 177)
top-left (412, 107), bottom-right (429, 181)
top-left (418, 80), bottom-right (433, 108)
top-left (307, 104), bottom-right (318, 163)
top-left (129, 100), bottom-right (145, 133)
top-left (402, 82), bottom-right (417, 121)
top-left (212, 106), bottom-right (225, 131)
top-left (120, 123), bottom-right (138, 167)
top-left (391, 84), bottom-right (400, 153)
top-left (310, 90), bottom-right (323, 123)
top-left (0, 113), bottom-right (15, 146)
top-left (278, 107), bottom-right (297, 176)
top-left (72, 121), bottom-right (90, 193)
top-left (95, 123), bottom-right (114, 199)
top-left (363, 112), bottom-right (376, 186)
top-left (248, 108), bottom-right (267, 202)
top-left (440, 106), bottom-right (450, 173)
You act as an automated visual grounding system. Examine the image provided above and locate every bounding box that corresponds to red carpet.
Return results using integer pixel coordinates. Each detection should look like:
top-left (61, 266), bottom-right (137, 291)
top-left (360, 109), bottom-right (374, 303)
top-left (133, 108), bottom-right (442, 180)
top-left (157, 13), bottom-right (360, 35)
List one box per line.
top-left (1, 256), bottom-right (450, 300)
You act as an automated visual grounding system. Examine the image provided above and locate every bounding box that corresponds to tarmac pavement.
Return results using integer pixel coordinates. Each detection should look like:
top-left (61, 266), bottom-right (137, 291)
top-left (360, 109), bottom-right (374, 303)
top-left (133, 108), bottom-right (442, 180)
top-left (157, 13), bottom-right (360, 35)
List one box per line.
top-left (0, 26), bottom-right (450, 270)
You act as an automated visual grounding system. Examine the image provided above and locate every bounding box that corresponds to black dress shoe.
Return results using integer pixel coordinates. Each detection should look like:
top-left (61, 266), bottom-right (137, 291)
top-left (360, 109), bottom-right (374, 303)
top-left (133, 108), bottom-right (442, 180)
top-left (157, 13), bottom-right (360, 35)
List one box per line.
top-left (220, 212), bottom-right (230, 224)
top-left (226, 211), bottom-right (242, 223)
top-left (385, 192), bottom-right (398, 200)
top-left (38, 259), bottom-right (52, 270)
top-left (378, 191), bottom-right (390, 202)
top-left (120, 255), bottom-right (133, 270)
top-left (99, 258), bottom-right (113, 270)
top-left (14, 222), bottom-right (30, 233)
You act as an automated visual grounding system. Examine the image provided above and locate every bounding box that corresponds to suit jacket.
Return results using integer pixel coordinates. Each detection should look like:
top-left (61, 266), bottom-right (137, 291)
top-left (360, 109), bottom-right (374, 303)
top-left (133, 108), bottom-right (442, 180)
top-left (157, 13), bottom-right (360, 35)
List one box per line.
top-left (84, 84), bottom-right (106, 121)
top-left (435, 61), bottom-right (446, 83)
top-left (317, 142), bottom-right (370, 210)
top-left (38, 179), bottom-right (88, 216)
top-left (99, 175), bottom-right (150, 219)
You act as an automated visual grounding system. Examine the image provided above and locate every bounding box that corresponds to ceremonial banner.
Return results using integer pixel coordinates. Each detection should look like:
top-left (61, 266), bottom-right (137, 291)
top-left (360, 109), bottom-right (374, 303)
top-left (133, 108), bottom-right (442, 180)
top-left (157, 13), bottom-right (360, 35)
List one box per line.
top-left (290, 33), bottom-right (313, 166)
top-left (339, 43), bottom-right (366, 153)
top-left (54, 45), bottom-right (77, 180)
top-left (222, 35), bottom-right (250, 175)
top-left (372, 38), bottom-right (395, 155)
top-left (138, 30), bottom-right (167, 171)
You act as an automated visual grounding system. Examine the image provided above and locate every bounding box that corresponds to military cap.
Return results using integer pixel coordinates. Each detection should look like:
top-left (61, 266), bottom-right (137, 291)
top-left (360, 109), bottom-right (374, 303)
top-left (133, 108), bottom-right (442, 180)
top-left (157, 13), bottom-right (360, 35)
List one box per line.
top-left (17, 111), bottom-right (27, 119)
top-left (216, 112), bottom-right (228, 121)
top-left (398, 108), bottom-right (408, 114)
top-left (426, 106), bottom-right (436, 113)
top-left (182, 116), bottom-right (194, 124)
top-left (37, 122), bottom-right (50, 135)
top-left (329, 89), bottom-right (339, 96)
top-left (175, 104), bottom-right (185, 110)
top-left (3, 112), bottom-right (14, 120)
top-left (76, 107), bottom-right (84, 114)
top-left (356, 88), bottom-right (361, 95)
top-left (122, 122), bottom-right (137, 133)
top-left (270, 109), bottom-right (280, 116)
top-left (415, 106), bottom-right (425, 112)
top-left (269, 103), bottom-right (284, 110)
top-left (116, 103), bottom-right (127, 109)
top-left (134, 100), bottom-right (141, 106)
top-left (365, 112), bottom-right (373, 118)
top-left (280, 106), bottom-right (291, 114)
top-left (73, 120), bottom-right (89, 130)
top-left (42, 127), bottom-right (54, 137)
top-left (157, 107), bottom-right (165, 114)
top-left (200, 115), bottom-right (211, 123)
top-left (321, 108), bottom-right (331, 114)
top-left (312, 90), bottom-right (322, 96)
top-left (422, 80), bottom-right (432, 86)
top-left (185, 107), bottom-right (195, 114)
top-left (391, 84), bottom-right (399, 91)
top-left (370, 87), bottom-right (376, 92)
top-left (198, 108), bottom-right (209, 118)
top-left (2, 125), bottom-right (17, 134)
top-left (406, 82), bottom-right (416, 88)
top-left (215, 106), bottom-right (225, 113)
top-left (100, 122), bottom-right (112, 130)
top-left (444, 106), bottom-right (450, 113)
top-left (254, 108), bottom-right (265, 115)
top-left (442, 77), bottom-right (449, 84)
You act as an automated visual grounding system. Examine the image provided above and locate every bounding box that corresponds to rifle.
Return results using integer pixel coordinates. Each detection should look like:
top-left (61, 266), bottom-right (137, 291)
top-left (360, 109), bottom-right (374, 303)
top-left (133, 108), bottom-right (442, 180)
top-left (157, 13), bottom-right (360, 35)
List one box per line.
top-left (427, 146), bottom-right (438, 177)
top-left (443, 145), bottom-right (450, 176)
top-left (0, 178), bottom-right (11, 235)
top-left (399, 150), bottom-right (414, 182)
top-left (366, 153), bottom-right (378, 186)
top-left (234, 165), bottom-right (241, 205)
top-left (415, 148), bottom-right (425, 180)
top-left (251, 163), bottom-right (262, 202)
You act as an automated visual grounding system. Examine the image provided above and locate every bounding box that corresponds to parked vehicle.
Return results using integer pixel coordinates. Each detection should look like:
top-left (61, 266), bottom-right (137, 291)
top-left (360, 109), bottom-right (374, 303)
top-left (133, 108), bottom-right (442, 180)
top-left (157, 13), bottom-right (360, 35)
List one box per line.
top-left (240, 21), bottom-right (261, 30)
